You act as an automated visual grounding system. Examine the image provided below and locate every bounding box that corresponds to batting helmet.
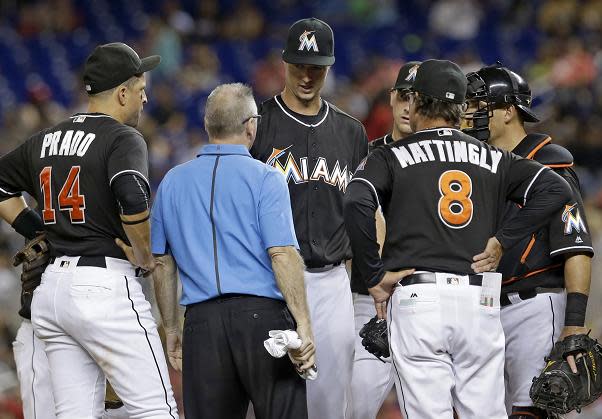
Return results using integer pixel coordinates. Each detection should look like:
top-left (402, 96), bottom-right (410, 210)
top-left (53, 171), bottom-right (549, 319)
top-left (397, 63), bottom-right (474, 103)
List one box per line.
top-left (463, 63), bottom-right (539, 141)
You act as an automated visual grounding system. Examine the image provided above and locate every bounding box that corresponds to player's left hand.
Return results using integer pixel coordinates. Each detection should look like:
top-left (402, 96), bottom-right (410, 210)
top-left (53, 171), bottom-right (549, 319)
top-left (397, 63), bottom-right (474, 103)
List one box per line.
top-left (165, 329), bottom-right (182, 372)
top-left (558, 326), bottom-right (589, 373)
top-left (369, 269), bottom-right (415, 320)
top-left (471, 236), bottom-right (503, 273)
top-left (115, 238), bottom-right (155, 275)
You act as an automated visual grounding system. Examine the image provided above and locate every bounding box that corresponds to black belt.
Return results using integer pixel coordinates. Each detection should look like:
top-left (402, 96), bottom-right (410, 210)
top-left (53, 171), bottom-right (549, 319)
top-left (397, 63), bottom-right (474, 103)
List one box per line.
top-left (306, 261), bottom-right (342, 273)
top-left (500, 289), bottom-right (538, 307)
top-left (400, 272), bottom-right (483, 287)
top-left (50, 255), bottom-right (107, 268)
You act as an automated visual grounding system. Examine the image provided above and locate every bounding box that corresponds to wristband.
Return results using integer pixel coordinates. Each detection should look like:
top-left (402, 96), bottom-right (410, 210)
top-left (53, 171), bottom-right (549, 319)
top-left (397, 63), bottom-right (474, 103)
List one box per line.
top-left (121, 214), bottom-right (150, 225)
top-left (565, 292), bottom-right (588, 327)
top-left (12, 208), bottom-right (43, 240)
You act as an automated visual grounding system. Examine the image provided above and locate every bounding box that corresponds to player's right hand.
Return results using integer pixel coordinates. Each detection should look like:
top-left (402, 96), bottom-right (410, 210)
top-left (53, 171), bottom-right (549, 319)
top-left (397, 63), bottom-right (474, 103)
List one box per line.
top-left (165, 329), bottom-right (182, 372)
top-left (471, 236), bottom-right (503, 273)
top-left (291, 322), bottom-right (316, 372)
top-left (369, 269), bottom-right (415, 320)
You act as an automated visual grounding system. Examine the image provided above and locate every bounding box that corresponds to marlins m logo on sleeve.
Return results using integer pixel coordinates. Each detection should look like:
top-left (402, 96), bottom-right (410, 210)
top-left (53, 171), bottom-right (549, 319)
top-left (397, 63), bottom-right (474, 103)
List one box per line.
top-left (298, 30), bottom-right (319, 52)
top-left (562, 203), bottom-right (587, 235)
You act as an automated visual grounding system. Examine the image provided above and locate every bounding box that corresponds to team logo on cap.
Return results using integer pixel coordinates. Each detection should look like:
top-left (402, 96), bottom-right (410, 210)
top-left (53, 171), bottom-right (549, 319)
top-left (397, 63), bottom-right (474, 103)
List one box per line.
top-left (405, 64), bottom-right (420, 82)
top-left (298, 30), bottom-right (319, 52)
top-left (562, 203), bottom-right (587, 235)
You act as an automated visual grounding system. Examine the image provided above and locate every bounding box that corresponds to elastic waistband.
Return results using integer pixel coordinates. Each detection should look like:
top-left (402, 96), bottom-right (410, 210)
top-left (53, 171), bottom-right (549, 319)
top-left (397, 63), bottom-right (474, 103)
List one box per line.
top-left (306, 261), bottom-right (342, 273)
top-left (400, 272), bottom-right (483, 287)
top-left (501, 287), bottom-right (563, 307)
top-left (48, 255), bottom-right (139, 277)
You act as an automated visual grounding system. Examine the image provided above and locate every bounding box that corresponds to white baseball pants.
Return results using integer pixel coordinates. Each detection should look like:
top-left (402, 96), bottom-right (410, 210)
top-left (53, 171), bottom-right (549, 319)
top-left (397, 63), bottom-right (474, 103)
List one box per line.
top-left (31, 256), bottom-right (177, 419)
top-left (305, 264), bottom-right (355, 419)
top-left (501, 289), bottom-right (566, 412)
top-left (388, 272), bottom-right (507, 419)
top-left (350, 293), bottom-right (395, 419)
top-left (13, 319), bottom-right (56, 419)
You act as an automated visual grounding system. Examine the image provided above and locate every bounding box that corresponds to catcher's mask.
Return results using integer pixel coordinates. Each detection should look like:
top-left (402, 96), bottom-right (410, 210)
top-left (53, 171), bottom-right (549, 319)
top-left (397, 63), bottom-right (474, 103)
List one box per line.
top-left (462, 62), bottom-right (539, 142)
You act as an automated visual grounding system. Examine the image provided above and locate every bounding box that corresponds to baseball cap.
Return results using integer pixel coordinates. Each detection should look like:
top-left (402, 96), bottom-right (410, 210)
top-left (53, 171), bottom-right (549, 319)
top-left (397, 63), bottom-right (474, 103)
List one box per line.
top-left (282, 18), bottom-right (335, 66)
top-left (412, 59), bottom-right (467, 104)
top-left (392, 61), bottom-right (422, 91)
top-left (83, 42), bottom-right (161, 95)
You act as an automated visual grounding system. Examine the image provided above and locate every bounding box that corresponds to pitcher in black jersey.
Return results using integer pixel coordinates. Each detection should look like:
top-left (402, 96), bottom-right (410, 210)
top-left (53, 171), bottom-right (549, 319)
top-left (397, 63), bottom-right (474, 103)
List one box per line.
top-left (463, 63), bottom-right (594, 419)
top-left (350, 61), bottom-right (420, 419)
top-left (344, 59), bottom-right (572, 419)
top-left (0, 43), bottom-right (178, 418)
top-left (250, 18), bottom-right (368, 419)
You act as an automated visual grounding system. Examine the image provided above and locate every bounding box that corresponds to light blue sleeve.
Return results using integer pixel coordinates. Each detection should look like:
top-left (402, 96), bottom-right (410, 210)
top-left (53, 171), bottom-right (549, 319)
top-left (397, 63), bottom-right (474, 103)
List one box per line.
top-left (258, 168), bottom-right (299, 249)
top-left (150, 181), bottom-right (168, 255)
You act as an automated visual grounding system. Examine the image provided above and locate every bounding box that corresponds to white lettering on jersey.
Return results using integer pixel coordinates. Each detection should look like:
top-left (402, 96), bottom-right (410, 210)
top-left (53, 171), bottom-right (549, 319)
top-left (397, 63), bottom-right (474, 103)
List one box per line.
top-left (391, 140), bottom-right (502, 174)
top-left (267, 147), bottom-right (351, 191)
top-left (40, 130), bottom-right (95, 158)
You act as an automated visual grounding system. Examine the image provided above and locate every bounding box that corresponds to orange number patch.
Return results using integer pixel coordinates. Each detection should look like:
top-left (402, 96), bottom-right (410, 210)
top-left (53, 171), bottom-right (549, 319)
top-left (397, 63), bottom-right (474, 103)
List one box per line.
top-left (438, 170), bottom-right (473, 229)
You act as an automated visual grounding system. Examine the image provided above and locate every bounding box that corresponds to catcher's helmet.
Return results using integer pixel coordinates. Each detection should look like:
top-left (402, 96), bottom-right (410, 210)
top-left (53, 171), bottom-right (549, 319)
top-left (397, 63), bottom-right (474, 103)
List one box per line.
top-left (463, 63), bottom-right (539, 141)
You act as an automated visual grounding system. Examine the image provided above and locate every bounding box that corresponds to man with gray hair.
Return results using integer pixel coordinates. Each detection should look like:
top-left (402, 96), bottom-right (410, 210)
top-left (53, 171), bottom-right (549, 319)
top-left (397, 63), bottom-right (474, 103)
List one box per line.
top-left (151, 83), bottom-right (316, 419)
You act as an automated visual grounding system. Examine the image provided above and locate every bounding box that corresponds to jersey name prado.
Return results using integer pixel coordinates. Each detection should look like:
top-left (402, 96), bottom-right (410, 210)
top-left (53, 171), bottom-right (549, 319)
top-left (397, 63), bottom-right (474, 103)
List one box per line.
top-left (267, 146), bottom-right (352, 191)
top-left (40, 130), bottom-right (96, 158)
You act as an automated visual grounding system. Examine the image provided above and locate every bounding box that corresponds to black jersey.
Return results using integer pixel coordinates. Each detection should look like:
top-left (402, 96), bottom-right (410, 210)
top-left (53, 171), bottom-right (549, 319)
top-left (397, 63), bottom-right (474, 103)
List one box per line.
top-left (251, 95), bottom-right (368, 268)
top-left (498, 133), bottom-right (594, 294)
top-left (345, 127), bottom-right (572, 287)
top-left (0, 113), bottom-right (150, 260)
top-left (352, 133), bottom-right (390, 295)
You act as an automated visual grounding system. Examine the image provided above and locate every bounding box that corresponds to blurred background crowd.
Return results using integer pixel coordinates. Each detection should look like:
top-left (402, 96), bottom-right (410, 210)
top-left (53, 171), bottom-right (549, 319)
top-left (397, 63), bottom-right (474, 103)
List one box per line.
top-left (0, 0), bottom-right (601, 417)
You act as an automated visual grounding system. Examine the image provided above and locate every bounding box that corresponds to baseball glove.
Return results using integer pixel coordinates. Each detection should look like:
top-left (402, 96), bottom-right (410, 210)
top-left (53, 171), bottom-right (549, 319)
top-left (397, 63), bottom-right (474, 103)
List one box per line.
top-left (13, 232), bottom-right (50, 293)
top-left (530, 333), bottom-right (602, 415)
top-left (359, 316), bottom-right (389, 361)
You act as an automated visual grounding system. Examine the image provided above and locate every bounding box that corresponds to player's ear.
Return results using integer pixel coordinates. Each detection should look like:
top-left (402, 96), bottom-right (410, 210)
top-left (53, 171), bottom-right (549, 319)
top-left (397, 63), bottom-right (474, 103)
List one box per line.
top-left (117, 86), bottom-right (128, 106)
top-left (389, 90), bottom-right (396, 108)
top-left (504, 105), bottom-right (516, 124)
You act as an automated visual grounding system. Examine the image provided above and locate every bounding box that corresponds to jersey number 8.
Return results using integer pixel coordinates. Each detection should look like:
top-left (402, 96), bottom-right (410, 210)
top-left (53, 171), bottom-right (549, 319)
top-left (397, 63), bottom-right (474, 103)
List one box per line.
top-left (438, 170), bottom-right (473, 229)
top-left (39, 166), bottom-right (86, 224)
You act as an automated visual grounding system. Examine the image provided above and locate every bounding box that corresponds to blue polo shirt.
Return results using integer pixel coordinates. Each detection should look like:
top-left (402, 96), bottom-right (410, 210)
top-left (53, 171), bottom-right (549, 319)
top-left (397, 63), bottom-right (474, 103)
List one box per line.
top-left (151, 144), bottom-right (298, 305)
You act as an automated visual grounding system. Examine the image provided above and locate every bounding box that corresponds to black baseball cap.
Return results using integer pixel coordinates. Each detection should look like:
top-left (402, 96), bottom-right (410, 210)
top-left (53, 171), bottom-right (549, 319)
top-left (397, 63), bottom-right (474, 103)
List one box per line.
top-left (392, 61), bottom-right (422, 91)
top-left (412, 59), bottom-right (467, 104)
top-left (282, 18), bottom-right (335, 66)
top-left (83, 42), bottom-right (161, 95)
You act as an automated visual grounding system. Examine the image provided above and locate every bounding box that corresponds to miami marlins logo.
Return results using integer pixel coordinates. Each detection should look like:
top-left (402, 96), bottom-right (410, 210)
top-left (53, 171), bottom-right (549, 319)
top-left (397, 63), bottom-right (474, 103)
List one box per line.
top-left (562, 203), bottom-right (587, 235)
top-left (298, 30), bottom-right (319, 52)
top-left (267, 146), bottom-right (351, 191)
top-left (405, 64), bottom-right (420, 82)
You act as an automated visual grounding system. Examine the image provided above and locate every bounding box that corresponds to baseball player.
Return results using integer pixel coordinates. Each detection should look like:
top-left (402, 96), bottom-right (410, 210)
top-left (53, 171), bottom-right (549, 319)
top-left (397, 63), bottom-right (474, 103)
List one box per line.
top-left (463, 63), bottom-right (594, 419)
top-left (0, 43), bottom-right (177, 418)
top-left (344, 59), bottom-right (573, 419)
top-left (250, 18), bottom-right (368, 419)
top-left (350, 61), bottom-right (420, 419)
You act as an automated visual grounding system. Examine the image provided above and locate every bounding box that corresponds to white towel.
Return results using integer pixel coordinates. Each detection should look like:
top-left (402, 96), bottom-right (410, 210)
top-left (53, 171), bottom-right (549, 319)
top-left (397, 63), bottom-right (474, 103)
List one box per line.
top-left (264, 330), bottom-right (318, 380)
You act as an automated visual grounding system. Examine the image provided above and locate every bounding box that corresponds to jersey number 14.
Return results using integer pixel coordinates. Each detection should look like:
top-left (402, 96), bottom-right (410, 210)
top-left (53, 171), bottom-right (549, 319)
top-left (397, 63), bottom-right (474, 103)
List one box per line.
top-left (438, 170), bottom-right (473, 229)
top-left (39, 166), bottom-right (86, 224)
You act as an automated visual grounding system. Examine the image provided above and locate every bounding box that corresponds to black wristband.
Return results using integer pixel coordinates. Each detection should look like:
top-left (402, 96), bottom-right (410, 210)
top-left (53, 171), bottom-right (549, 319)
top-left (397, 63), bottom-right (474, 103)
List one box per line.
top-left (12, 208), bottom-right (44, 240)
top-left (121, 214), bottom-right (150, 225)
top-left (565, 292), bottom-right (588, 327)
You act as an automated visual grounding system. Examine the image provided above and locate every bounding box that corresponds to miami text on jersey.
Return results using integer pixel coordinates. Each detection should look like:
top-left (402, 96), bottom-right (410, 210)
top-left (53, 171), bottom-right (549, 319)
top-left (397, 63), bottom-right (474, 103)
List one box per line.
top-left (392, 138), bottom-right (503, 174)
top-left (562, 203), bottom-right (587, 235)
top-left (267, 146), bottom-right (352, 191)
top-left (40, 130), bottom-right (96, 158)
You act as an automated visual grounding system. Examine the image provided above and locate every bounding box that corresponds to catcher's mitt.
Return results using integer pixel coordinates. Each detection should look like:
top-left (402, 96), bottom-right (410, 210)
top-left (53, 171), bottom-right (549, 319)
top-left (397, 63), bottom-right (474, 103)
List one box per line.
top-left (13, 232), bottom-right (51, 293)
top-left (530, 333), bottom-right (602, 415)
top-left (359, 316), bottom-right (389, 361)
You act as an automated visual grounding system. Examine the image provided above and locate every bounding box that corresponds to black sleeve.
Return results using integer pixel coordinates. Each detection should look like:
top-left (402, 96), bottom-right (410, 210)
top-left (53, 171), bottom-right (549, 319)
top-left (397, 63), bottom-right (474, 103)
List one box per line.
top-left (496, 157), bottom-right (572, 249)
top-left (110, 173), bottom-right (151, 215)
top-left (344, 149), bottom-right (392, 288)
top-left (548, 169), bottom-right (594, 258)
top-left (0, 139), bottom-right (33, 199)
top-left (107, 130), bottom-right (150, 189)
top-left (353, 124), bottom-right (369, 172)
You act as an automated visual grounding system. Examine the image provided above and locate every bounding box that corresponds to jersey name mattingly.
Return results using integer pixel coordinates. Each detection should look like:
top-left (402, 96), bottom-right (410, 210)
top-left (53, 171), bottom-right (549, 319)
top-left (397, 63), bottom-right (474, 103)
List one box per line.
top-left (392, 139), bottom-right (503, 174)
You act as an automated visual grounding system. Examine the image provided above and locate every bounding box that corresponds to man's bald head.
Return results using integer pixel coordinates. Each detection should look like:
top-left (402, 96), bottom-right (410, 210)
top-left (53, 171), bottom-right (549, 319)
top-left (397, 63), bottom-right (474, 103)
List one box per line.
top-left (204, 83), bottom-right (257, 140)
